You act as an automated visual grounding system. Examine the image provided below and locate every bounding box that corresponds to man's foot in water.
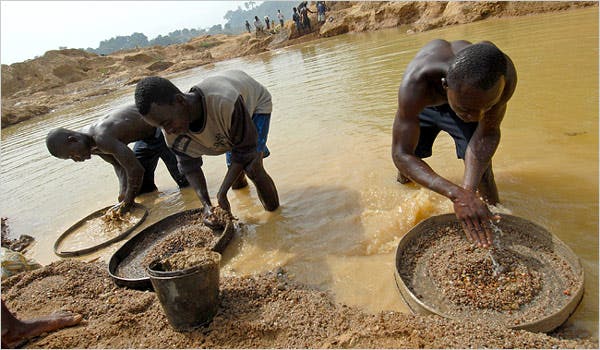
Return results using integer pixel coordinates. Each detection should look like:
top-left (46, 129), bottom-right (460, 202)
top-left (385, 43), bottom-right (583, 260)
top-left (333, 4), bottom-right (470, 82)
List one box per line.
top-left (138, 184), bottom-right (158, 195)
top-left (396, 171), bottom-right (412, 184)
top-left (1, 311), bottom-right (83, 348)
top-left (177, 178), bottom-right (190, 189)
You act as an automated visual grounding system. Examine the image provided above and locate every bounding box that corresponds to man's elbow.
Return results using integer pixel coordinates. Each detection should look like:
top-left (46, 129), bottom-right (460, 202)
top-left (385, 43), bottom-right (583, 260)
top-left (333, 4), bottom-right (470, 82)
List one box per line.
top-left (392, 148), bottom-right (411, 170)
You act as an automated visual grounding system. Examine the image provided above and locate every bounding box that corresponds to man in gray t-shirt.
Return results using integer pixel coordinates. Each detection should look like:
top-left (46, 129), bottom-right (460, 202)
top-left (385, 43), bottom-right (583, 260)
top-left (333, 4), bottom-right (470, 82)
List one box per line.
top-left (134, 70), bottom-right (279, 226)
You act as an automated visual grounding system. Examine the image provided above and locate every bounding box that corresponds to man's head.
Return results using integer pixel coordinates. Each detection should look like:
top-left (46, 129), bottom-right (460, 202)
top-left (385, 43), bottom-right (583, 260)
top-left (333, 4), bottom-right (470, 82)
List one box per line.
top-left (134, 76), bottom-right (189, 135)
top-left (46, 128), bottom-right (92, 162)
top-left (445, 43), bottom-right (507, 122)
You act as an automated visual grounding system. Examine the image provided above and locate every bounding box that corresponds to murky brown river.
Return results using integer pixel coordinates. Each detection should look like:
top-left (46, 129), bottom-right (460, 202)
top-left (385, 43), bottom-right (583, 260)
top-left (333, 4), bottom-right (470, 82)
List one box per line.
top-left (1, 8), bottom-right (597, 337)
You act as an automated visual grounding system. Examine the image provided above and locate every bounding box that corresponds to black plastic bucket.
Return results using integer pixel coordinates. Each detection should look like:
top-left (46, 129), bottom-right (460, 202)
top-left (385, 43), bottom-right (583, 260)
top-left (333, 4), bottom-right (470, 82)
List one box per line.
top-left (147, 252), bottom-right (221, 331)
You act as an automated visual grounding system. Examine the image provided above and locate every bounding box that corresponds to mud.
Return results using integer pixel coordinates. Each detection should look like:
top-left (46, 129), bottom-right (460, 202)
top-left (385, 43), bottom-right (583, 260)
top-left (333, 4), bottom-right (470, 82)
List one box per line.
top-left (56, 206), bottom-right (145, 253)
top-left (156, 247), bottom-right (220, 272)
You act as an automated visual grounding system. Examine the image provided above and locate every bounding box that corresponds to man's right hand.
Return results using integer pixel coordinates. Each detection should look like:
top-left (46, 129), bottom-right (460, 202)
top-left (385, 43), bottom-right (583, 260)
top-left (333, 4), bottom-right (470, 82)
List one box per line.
top-left (106, 200), bottom-right (133, 217)
top-left (202, 204), bottom-right (224, 230)
top-left (452, 189), bottom-right (500, 248)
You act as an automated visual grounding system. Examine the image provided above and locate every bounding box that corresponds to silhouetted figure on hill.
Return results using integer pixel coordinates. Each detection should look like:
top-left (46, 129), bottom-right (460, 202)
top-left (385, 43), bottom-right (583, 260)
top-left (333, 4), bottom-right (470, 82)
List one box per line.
top-left (254, 16), bottom-right (264, 34)
top-left (292, 7), bottom-right (302, 34)
top-left (277, 9), bottom-right (285, 27)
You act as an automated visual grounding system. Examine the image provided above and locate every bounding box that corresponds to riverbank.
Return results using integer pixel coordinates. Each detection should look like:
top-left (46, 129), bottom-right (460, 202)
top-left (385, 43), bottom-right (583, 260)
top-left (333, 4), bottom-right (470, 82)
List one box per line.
top-left (1, 260), bottom-right (596, 348)
top-left (1, 1), bottom-right (597, 127)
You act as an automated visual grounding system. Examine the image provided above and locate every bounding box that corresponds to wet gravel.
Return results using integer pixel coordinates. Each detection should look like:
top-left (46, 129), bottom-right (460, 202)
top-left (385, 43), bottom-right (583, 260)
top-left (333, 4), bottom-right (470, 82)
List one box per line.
top-left (1, 260), bottom-right (595, 349)
top-left (398, 221), bottom-right (582, 328)
top-left (114, 210), bottom-right (224, 279)
top-left (157, 247), bottom-right (220, 272)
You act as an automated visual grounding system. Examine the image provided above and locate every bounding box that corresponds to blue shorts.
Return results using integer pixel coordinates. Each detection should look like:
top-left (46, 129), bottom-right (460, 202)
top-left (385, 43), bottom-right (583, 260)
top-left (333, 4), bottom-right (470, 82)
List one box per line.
top-left (226, 113), bottom-right (271, 166)
top-left (415, 104), bottom-right (478, 159)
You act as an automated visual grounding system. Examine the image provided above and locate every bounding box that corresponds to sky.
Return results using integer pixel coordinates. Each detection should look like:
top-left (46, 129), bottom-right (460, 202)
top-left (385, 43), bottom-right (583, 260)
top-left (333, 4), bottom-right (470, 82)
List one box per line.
top-left (1, 1), bottom-right (251, 64)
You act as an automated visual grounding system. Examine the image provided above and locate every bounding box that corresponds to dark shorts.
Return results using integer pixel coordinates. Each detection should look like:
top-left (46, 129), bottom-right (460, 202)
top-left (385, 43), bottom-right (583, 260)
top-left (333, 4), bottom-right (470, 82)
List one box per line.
top-left (226, 113), bottom-right (271, 166)
top-left (133, 129), bottom-right (188, 190)
top-left (415, 104), bottom-right (478, 159)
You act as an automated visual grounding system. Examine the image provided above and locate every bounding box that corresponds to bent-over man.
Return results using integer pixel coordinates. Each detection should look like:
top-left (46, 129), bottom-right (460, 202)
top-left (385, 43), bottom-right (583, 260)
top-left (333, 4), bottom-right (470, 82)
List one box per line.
top-left (46, 105), bottom-right (189, 213)
top-left (134, 70), bottom-right (279, 226)
top-left (392, 39), bottom-right (517, 248)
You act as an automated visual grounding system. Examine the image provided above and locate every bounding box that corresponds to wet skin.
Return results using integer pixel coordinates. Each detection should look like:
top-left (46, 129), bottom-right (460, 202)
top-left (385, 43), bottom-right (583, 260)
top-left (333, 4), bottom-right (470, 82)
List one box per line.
top-left (142, 92), bottom-right (279, 226)
top-left (391, 39), bottom-right (517, 248)
top-left (49, 105), bottom-right (158, 214)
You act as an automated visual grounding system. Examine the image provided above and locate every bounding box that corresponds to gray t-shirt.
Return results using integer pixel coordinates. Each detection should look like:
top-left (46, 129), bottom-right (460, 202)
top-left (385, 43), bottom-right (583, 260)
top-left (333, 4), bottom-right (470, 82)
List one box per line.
top-left (165, 70), bottom-right (272, 173)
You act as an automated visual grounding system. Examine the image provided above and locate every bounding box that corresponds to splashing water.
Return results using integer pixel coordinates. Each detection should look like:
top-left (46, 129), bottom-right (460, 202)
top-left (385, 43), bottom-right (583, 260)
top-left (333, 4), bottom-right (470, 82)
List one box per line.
top-left (488, 220), bottom-right (505, 276)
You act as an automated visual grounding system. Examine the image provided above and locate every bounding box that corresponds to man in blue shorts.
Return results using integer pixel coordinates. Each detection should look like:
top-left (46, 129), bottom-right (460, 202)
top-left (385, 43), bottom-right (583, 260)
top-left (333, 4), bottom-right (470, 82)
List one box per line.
top-left (134, 70), bottom-right (279, 226)
top-left (392, 39), bottom-right (517, 248)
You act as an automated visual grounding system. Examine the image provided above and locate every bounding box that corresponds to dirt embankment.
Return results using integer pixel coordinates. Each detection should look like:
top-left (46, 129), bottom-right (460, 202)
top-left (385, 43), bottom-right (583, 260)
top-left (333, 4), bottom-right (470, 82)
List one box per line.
top-left (1, 1), bottom-right (596, 128)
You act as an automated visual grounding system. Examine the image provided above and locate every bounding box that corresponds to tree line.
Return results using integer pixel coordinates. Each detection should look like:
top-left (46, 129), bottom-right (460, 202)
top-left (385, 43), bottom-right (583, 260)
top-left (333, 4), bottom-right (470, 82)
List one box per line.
top-left (83, 1), bottom-right (299, 55)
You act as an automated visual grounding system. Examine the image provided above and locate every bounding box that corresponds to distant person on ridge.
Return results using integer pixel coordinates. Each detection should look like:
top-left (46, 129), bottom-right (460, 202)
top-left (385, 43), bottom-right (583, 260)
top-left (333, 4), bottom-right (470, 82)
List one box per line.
top-left (277, 9), bottom-right (285, 27)
top-left (317, 1), bottom-right (327, 24)
top-left (254, 16), bottom-right (264, 34)
top-left (245, 20), bottom-right (251, 33)
top-left (392, 39), bottom-right (517, 248)
top-left (292, 7), bottom-right (302, 34)
top-left (134, 70), bottom-right (280, 226)
top-left (298, 1), bottom-right (314, 32)
top-left (46, 105), bottom-right (189, 214)
top-left (264, 15), bottom-right (271, 30)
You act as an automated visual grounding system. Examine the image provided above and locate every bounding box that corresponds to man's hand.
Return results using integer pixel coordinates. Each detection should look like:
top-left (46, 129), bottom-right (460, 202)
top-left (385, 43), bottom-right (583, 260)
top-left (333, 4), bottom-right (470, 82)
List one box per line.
top-left (107, 200), bottom-right (133, 216)
top-left (202, 203), bottom-right (234, 230)
top-left (217, 191), bottom-right (231, 214)
top-left (452, 190), bottom-right (501, 248)
top-left (201, 204), bottom-right (223, 230)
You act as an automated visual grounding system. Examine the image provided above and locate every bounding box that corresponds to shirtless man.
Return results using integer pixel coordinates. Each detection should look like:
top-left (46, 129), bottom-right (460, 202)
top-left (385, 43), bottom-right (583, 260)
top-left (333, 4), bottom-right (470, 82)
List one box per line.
top-left (134, 70), bottom-right (279, 225)
top-left (45, 105), bottom-right (188, 214)
top-left (392, 39), bottom-right (517, 248)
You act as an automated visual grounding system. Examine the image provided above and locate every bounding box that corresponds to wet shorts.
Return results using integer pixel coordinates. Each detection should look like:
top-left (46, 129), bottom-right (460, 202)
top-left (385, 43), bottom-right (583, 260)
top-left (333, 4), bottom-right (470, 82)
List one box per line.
top-left (226, 113), bottom-right (271, 166)
top-left (414, 104), bottom-right (478, 159)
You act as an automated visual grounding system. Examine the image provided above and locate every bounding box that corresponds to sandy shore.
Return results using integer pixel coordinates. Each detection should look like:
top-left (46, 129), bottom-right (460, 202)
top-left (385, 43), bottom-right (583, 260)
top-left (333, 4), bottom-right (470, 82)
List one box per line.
top-left (1, 260), bottom-right (596, 348)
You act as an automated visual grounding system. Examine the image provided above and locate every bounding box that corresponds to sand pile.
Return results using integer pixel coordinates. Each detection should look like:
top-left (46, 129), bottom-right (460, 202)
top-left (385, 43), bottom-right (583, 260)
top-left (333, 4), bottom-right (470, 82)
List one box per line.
top-left (1, 260), bottom-right (595, 348)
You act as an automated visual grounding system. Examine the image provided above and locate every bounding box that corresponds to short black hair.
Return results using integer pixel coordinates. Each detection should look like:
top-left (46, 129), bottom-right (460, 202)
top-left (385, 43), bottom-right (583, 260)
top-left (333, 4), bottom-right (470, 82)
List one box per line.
top-left (46, 127), bottom-right (72, 157)
top-left (134, 76), bottom-right (182, 115)
top-left (446, 43), bottom-right (507, 91)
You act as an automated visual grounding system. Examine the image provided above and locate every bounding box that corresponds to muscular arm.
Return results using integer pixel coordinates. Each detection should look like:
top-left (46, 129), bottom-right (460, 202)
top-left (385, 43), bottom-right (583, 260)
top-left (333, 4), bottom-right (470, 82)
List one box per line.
top-left (176, 153), bottom-right (213, 213)
top-left (97, 154), bottom-right (127, 202)
top-left (95, 135), bottom-right (144, 206)
top-left (462, 103), bottom-right (504, 191)
top-left (392, 82), bottom-right (465, 201)
top-left (217, 96), bottom-right (259, 212)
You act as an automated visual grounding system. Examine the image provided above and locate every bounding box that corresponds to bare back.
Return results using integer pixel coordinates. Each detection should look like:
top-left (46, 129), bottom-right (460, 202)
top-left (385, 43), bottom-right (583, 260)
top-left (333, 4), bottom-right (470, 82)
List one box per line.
top-left (87, 105), bottom-right (156, 147)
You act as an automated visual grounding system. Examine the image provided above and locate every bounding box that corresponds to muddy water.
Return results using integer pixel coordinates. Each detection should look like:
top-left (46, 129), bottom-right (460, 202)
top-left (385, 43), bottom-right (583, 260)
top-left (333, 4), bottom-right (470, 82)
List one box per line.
top-left (1, 8), bottom-right (597, 337)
